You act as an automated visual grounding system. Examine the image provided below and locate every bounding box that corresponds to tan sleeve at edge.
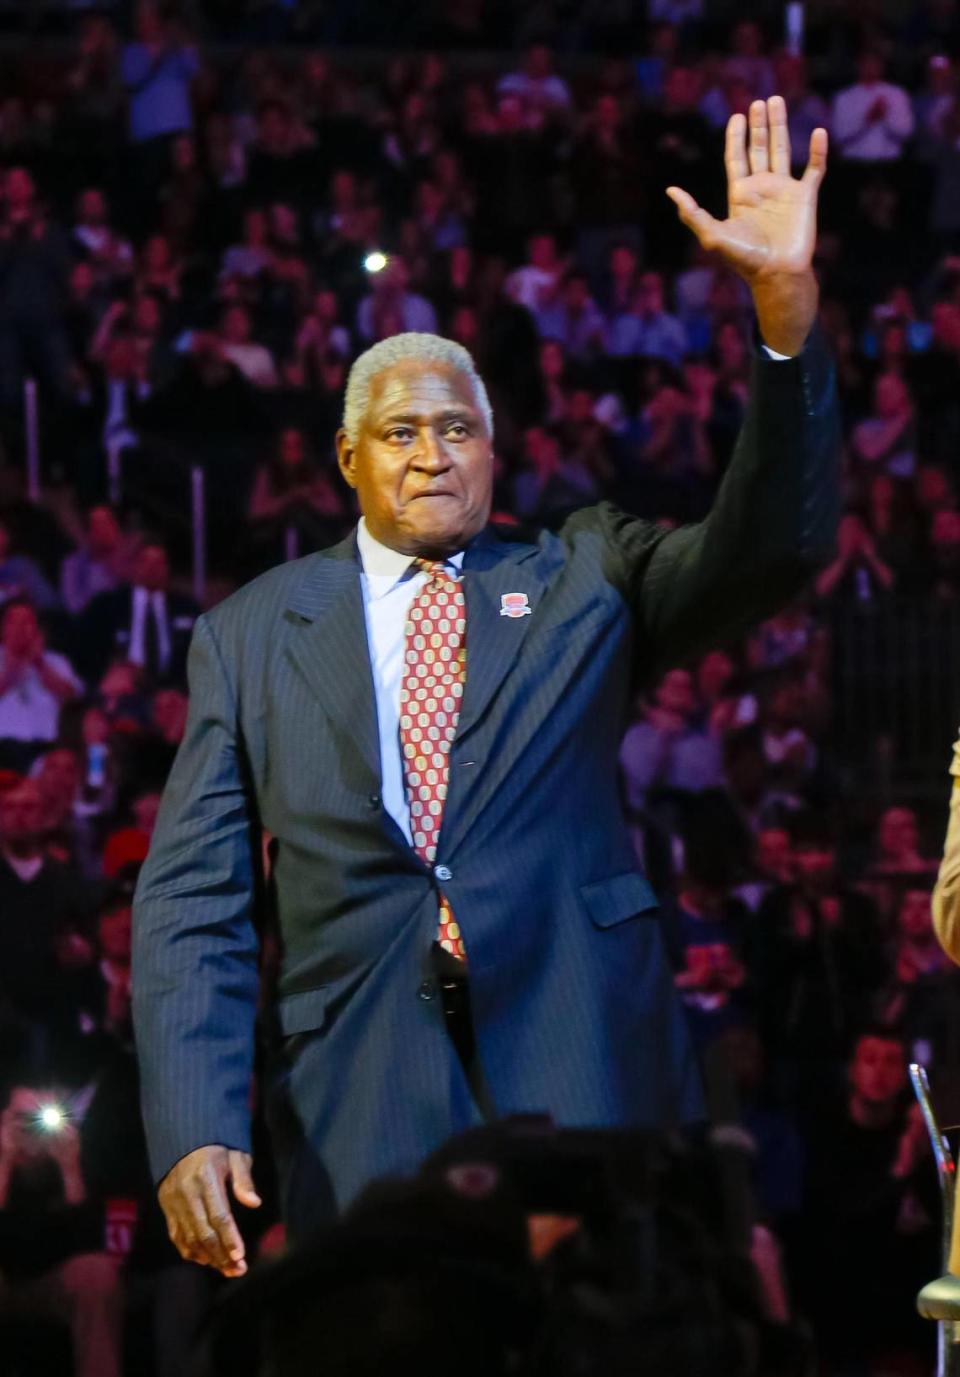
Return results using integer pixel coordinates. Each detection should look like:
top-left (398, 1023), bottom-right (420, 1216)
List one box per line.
top-left (933, 750), bottom-right (960, 965)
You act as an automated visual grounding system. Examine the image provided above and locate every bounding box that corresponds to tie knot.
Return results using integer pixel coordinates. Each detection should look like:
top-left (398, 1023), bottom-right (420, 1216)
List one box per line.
top-left (415, 558), bottom-right (456, 585)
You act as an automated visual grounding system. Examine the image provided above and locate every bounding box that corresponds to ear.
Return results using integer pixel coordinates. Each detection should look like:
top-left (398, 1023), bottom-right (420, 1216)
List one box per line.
top-left (335, 428), bottom-right (358, 490)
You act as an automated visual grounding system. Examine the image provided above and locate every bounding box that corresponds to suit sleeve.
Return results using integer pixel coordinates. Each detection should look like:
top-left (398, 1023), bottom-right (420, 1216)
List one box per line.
top-left (574, 328), bottom-right (840, 679)
top-left (933, 737), bottom-right (960, 965)
top-left (132, 613), bottom-right (260, 1184)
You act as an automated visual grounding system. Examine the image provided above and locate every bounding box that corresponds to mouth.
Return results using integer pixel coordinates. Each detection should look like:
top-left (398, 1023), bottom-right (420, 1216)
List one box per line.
top-left (410, 490), bottom-right (457, 501)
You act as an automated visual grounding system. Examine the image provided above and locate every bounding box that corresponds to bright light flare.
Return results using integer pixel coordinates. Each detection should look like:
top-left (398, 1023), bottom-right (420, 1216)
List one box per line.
top-left (38, 1104), bottom-right (65, 1131)
top-left (364, 251), bottom-right (388, 274)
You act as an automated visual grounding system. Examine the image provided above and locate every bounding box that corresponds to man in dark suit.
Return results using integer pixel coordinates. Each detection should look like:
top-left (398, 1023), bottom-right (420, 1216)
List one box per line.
top-left (81, 541), bottom-right (199, 686)
top-left (133, 99), bottom-right (839, 1278)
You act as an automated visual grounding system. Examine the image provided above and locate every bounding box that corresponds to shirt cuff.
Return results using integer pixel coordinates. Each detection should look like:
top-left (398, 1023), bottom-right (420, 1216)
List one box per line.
top-left (761, 344), bottom-right (794, 362)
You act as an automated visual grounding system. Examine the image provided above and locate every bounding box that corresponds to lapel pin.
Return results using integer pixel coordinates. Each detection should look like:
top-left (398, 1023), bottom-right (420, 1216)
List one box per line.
top-left (500, 592), bottom-right (531, 618)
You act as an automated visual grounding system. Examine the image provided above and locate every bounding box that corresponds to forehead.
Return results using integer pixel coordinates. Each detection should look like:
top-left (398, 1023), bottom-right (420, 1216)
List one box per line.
top-left (856, 1037), bottom-right (900, 1061)
top-left (365, 361), bottom-right (481, 422)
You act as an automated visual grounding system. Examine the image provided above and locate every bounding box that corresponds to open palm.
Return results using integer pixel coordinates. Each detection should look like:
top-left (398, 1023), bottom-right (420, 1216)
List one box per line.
top-left (668, 96), bottom-right (828, 282)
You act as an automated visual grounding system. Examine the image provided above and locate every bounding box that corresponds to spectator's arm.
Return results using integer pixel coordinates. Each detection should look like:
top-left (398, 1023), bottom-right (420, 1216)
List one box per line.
top-left (815, 550), bottom-right (851, 599)
top-left (35, 652), bottom-right (80, 703)
top-left (852, 414), bottom-right (911, 463)
top-left (248, 467), bottom-right (287, 522)
top-left (886, 89), bottom-right (916, 142)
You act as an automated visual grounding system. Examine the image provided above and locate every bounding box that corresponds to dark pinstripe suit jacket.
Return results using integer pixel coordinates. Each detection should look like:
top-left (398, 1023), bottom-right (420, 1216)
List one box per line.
top-left (132, 333), bottom-right (839, 1215)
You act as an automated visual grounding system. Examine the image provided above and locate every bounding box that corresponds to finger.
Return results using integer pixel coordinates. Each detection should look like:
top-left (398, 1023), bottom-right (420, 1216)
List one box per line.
top-left (724, 112), bottom-right (748, 183)
top-left (665, 187), bottom-right (721, 251)
top-left (802, 127), bottom-right (829, 187)
top-left (768, 95), bottom-right (791, 175)
top-left (198, 1167), bottom-right (248, 1272)
top-left (228, 1150), bottom-right (262, 1209)
top-left (168, 1222), bottom-right (205, 1267)
top-left (748, 99), bottom-right (769, 175)
top-left (182, 1187), bottom-right (231, 1271)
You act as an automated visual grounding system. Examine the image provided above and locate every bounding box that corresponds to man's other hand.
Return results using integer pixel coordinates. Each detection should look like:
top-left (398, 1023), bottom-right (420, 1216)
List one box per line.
top-left (158, 1145), bottom-right (261, 1277)
top-left (666, 96), bottom-right (827, 356)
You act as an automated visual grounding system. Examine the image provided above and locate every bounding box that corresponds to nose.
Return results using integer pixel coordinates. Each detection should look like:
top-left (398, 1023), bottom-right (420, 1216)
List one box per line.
top-left (411, 426), bottom-right (449, 472)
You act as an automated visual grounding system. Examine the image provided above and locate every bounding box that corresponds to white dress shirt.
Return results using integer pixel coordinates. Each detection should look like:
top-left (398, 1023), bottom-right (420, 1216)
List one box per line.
top-left (831, 81), bottom-right (915, 161)
top-left (130, 586), bottom-right (171, 671)
top-left (356, 518), bottom-right (464, 846)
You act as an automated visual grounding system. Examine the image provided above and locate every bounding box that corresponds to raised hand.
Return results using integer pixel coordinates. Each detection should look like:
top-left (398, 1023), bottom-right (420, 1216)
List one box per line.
top-left (667, 97), bottom-right (826, 282)
top-left (667, 96), bottom-right (827, 356)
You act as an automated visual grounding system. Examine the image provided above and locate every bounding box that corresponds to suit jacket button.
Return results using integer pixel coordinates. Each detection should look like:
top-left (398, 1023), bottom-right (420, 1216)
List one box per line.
top-left (367, 793), bottom-right (381, 810)
top-left (418, 980), bottom-right (437, 1001)
top-left (434, 864), bottom-right (452, 882)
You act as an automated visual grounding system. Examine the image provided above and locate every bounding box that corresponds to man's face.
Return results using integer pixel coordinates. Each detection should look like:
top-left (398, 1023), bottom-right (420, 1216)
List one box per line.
top-left (98, 907), bottom-right (132, 962)
top-left (526, 44), bottom-right (551, 78)
top-left (222, 307), bottom-right (251, 345)
top-left (859, 52), bottom-right (885, 85)
top-left (875, 372), bottom-right (907, 419)
top-left (132, 791), bottom-right (162, 832)
top-left (610, 245), bottom-right (636, 279)
top-left (757, 828), bottom-right (793, 882)
top-left (6, 168), bottom-right (34, 209)
top-left (850, 1036), bottom-right (906, 1106)
top-left (79, 189), bottom-right (106, 225)
top-left (529, 235), bottom-right (556, 271)
top-left (697, 649), bottom-right (733, 701)
top-left (879, 806), bottom-right (918, 857)
top-left (637, 273), bottom-right (664, 314)
top-left (134, 545), bottom-right (169, 592)
top-left (899, 889), bottom-right (932, 939)
top-left (794, 842), bottom-right (836, 890)
top-left (2, 604), bottom-right (38, 655)
top-left (656, 669), bottom-right (695, 718)
top-left (0, 781), bottom-right (43, 846)
top-left (38, 749), bottom-right (80, 806)
top-left (88, 506), bottom-right (119, 552)
top-left (336, 360), bottom-right (493, 556)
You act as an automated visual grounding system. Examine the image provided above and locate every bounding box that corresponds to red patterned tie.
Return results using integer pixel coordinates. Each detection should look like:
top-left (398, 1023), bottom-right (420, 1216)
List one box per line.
top-left (400, 559), bottom-right (467, 961)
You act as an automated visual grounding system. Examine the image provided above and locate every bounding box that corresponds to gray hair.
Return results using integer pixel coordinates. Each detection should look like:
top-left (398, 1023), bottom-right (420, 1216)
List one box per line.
top-left (341, 332), bottom-right (494, 446)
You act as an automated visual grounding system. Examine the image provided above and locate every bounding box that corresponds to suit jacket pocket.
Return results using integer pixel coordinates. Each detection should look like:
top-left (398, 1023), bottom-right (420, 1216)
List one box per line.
top-left (277, 985), bottom-right (330, 1035)
top-left (580, 871), bottom-right (659, 928)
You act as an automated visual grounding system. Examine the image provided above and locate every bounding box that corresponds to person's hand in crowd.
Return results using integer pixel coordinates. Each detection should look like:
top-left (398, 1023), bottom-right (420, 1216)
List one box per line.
top-left (158, 1144), bottom-right (261, 1277)
top-left (54, 930), bottom-right (95, 968)
top-left (713, 944), bottom-right (746, 990)
top-left (891, 1102), bottom-right (929, 1180)
top-left (895, 944), bottom-right (921, 984)
top-left (105, 973), bottom-right (132, 1029)
top-left (0, 1102), bottom-right (27, 1165)
top-left (667, 96), bottom-right (826, 356)
top-left (645, 704), bottom-right (687, 735)
top-left (675, 944), bottom-right (713, 990)
top-left (46, 1119), bottom-right (87, 1203)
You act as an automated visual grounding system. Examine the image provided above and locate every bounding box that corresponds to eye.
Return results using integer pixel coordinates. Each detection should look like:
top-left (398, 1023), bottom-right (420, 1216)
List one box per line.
top-left (445, 422), bottom-right (469, 438)
top-left (385, 427), bottom-right (414, 442)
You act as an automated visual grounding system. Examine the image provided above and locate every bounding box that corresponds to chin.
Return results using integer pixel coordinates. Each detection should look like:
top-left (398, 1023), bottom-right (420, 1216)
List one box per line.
top-left (404, 510), bottom-right (472, 554)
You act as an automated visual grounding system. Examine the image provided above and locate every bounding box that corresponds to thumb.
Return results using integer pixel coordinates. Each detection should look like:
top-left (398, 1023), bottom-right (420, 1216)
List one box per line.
top-left (665, 186), bottom-right (720, 251)
top-left (228, 1150), bottom-right (262, 1208)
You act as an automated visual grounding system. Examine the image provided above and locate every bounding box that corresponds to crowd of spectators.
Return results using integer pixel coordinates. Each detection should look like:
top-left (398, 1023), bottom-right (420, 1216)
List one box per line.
top-left (5, 2), bottom-right (960, 1373)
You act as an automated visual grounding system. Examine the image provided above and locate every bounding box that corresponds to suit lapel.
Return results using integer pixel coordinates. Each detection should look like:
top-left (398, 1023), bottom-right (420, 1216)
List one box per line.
top-left (455, 528), bottom-right (543, 744)
top-left (282, 523), bottom-right (544, 809)
top-left (285, 534), bottom-right (381, 784)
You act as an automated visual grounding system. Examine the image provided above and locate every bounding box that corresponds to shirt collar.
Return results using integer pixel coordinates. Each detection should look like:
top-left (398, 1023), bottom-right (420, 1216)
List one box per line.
top-left (356, 518), bottom-right (464, 601)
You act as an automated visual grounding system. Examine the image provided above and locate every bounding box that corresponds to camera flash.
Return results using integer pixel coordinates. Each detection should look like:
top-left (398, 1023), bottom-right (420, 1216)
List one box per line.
top-left (39, 1105), bottom-right (64, 1131)
top-left (364, 251), bottom-right (388, 274)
